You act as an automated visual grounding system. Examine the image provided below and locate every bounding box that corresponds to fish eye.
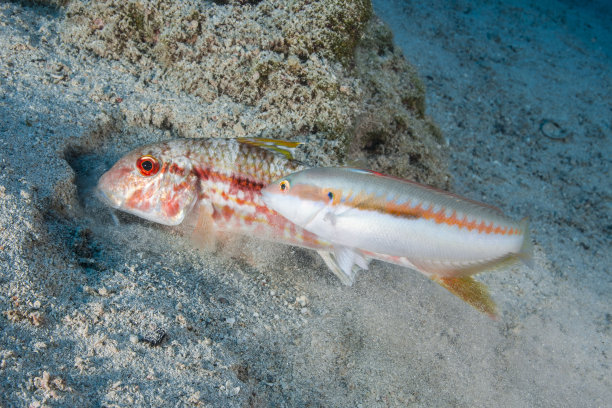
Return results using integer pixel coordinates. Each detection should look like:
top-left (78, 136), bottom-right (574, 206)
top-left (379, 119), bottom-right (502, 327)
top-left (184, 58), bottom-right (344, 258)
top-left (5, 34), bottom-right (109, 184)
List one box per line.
top-left (279, 180), bottom-right (290, 192)
top-left (136, 155), bottom-right (160, 177)
top-left (327, 191), bottom-right (334, 200)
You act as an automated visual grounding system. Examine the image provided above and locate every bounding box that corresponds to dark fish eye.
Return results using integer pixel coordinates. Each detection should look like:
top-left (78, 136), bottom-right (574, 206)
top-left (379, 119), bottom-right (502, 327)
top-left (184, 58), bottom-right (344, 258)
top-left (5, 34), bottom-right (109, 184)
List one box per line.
top-left (280, 180), bottom-right (290, 191)
top-left (136, 155), bottom-right (160, 176)
top-left (327, 191), bottom-right (334, 200)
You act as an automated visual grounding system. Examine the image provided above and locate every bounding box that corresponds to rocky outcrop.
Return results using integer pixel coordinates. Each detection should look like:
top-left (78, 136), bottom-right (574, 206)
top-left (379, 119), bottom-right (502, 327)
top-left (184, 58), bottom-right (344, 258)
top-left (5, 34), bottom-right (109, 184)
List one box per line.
top-left (60, 0), bottom-right (448, 185)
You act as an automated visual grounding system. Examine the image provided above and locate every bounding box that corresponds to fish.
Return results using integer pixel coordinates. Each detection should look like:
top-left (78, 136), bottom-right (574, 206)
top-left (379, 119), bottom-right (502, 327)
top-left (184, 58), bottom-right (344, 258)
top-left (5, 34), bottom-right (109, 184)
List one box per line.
top-left (98, 138), bottom-right (318, 243)
top-left (262, 167), bottom-right (534, 317)
top-left (97, 137), bottom-right (358, 285)
top-left (97, 138), bottom-right (509, 317)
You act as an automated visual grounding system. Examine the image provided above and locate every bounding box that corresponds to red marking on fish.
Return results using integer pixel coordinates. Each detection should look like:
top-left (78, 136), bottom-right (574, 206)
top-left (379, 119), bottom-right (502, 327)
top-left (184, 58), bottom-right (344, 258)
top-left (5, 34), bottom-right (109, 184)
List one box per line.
top-left (97, 138), bottom-right (329, 248)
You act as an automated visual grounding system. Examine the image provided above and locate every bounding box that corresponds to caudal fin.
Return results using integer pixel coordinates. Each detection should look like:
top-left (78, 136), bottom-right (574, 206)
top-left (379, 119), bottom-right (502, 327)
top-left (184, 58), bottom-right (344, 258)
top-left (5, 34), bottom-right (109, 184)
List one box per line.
top-left (517, 217), bottom-right (534, 268)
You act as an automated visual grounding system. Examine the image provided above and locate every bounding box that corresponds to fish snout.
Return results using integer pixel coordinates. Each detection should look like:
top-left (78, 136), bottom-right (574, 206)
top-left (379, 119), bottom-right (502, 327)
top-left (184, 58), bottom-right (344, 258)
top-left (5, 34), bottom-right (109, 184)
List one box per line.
top-left (95, 186), bottom-right (120, 208)
top-left (260, 187), bottom-right (279, 211)
top-left (96, 170), bottom-right (123, 208)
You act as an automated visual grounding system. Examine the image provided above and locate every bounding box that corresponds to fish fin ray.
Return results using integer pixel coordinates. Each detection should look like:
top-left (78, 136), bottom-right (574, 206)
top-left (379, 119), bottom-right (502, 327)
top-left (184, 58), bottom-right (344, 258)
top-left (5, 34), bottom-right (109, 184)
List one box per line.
top-left (237, 137), bottom-right (302, 159)
top-left (180, 202), bottom-right (217, 251)
top-left (432, 276), bottom-right (498, 319)
top-left (517, 217), bottom-right (534, 268)
top-left (316, 248), bottom-right (368, 286)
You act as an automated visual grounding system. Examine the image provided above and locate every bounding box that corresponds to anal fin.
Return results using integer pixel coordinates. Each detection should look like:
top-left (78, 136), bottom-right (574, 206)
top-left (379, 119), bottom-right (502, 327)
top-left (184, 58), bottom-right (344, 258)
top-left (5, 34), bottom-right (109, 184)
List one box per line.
top-left (431, 276), bottom-right (498, 319)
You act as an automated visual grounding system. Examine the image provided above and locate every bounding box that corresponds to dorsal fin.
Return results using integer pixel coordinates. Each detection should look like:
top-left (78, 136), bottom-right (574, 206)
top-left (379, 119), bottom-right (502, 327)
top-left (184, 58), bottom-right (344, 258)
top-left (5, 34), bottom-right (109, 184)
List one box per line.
top-left (237, 137), bottom-right (303, 159)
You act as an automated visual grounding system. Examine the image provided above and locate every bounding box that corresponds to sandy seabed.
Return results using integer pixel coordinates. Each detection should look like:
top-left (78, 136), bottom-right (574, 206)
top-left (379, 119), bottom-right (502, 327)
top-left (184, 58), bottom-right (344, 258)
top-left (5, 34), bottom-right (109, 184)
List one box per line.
top-left (0, 0), bottom-right (610, 407)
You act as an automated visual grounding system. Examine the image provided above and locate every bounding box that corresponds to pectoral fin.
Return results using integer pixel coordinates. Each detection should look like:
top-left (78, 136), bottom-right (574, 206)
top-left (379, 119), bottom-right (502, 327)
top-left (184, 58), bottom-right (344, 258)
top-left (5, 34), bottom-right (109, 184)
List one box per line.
top-left (180, 202), bottom-right (217, 251)
top-left (431, 276), bottom-right (498, 319)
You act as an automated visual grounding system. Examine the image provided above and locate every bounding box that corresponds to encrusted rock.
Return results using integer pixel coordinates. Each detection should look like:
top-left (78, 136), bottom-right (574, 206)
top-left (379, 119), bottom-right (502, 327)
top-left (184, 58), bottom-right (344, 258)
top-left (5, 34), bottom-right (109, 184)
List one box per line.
top-left (60, 0), bottom-right (448, 185)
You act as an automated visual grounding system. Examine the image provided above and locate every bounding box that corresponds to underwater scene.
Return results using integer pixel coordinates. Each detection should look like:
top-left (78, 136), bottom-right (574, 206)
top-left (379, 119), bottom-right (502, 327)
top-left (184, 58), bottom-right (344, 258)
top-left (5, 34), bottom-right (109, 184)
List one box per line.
top-left (0, 0), bottom-right (609, 406)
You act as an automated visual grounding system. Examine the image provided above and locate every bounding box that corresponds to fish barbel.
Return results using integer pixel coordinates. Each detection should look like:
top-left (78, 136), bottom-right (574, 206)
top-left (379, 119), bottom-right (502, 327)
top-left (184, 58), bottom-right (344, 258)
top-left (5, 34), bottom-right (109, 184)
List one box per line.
top-left (98, 138), bottom-right (507, 316)
top-left (262, 167), bottom-right (533, 316)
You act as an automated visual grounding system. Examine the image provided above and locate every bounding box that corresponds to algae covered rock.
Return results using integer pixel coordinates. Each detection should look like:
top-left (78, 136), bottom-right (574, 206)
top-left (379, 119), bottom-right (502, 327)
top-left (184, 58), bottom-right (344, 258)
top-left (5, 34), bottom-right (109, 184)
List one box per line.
top-left (61, 0), bottom-right (448, 186)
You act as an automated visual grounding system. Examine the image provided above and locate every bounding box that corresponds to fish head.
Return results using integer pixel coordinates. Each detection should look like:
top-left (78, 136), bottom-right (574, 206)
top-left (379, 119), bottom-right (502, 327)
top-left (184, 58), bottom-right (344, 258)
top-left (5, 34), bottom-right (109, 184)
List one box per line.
top-left (262, 169), bottom-right (336, 229)
top-left (97, 141), bottom-right (198, 226)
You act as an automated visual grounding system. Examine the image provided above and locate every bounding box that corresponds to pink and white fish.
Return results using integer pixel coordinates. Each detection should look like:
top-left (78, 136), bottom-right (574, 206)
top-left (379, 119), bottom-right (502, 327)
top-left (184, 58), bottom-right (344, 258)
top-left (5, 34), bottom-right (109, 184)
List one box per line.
top-left (97, 137), bottom-right (325, 247)
top-left (262, 167), bottom-right (533, 316)
top-left (96, 137), bottom-right (370, 286)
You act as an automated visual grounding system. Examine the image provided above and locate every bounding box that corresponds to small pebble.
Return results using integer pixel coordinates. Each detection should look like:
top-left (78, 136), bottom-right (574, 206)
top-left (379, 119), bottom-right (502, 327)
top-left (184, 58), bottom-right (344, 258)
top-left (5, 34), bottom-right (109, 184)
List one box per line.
top-left (540, 119), bottom-right (566, 140)
top-left (129, 335), bottom-right (139, 344)
top-left (141, 328), bottom-right (166, 347)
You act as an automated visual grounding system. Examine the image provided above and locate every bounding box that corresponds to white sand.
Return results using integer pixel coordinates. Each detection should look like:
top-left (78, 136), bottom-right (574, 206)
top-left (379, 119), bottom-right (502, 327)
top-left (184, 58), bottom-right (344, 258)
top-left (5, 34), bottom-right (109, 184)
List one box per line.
top-left (373, 0), bottom-right (611, 405)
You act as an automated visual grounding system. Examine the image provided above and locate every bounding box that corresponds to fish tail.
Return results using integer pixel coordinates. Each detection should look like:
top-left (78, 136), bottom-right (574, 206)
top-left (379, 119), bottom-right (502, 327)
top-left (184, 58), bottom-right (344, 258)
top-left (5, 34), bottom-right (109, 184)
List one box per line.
top-left (517, 217), bottom-right (534, 268)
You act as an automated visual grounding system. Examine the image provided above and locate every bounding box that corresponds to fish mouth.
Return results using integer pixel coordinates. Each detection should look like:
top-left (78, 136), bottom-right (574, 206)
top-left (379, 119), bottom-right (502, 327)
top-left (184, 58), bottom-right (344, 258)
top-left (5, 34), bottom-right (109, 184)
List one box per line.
top-left (95, 187), bottom-right (120, 209)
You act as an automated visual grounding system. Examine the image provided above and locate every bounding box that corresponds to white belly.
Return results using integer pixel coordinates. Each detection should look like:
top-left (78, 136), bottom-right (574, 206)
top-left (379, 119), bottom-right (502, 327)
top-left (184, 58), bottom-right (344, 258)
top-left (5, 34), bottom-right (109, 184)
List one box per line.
top-left (311, 207), bottom-right (524, 263)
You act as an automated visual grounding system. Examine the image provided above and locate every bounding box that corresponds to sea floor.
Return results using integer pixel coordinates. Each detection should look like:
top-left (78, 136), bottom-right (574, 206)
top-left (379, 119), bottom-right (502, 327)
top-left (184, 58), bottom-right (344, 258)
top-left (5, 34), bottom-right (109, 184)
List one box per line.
top-left (372, 0), bottom-right (611, 405)
top-left (0, 0), bottom-right (610, 407)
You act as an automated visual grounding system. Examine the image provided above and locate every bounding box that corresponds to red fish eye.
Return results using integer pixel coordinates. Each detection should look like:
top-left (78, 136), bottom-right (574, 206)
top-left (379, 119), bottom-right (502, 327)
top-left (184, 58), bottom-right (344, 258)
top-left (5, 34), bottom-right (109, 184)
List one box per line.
top-left (136, 155), bottom-right (160, 176)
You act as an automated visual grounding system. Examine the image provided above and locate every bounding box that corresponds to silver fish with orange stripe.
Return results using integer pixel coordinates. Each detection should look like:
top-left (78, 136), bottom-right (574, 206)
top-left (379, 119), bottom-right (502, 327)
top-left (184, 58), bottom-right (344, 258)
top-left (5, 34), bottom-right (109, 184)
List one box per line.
top-left (262, 167), bottom-right (533, 317)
